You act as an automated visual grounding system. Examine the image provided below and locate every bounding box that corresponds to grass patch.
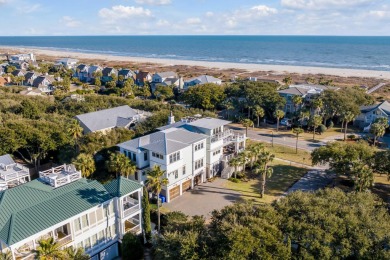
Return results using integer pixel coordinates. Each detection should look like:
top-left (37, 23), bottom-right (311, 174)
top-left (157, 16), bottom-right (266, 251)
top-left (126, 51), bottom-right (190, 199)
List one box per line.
top-left (225, 161), bottom-right (308, 204)
top-left (375, 174), bottom-right (390, 185)
top-left (247, 139), bottom-right (312, 165)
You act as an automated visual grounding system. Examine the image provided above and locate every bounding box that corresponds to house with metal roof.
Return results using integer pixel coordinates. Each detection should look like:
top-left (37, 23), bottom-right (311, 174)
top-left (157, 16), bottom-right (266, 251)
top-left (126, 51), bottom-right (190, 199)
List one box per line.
top-left (73, 64), bottom-right (90, 82)
top-left (101, 67), bottom-right (118, 83)
top-left (75, 105), bottom-right (152, 134)
top-left (0, 164), bottom-right (143, 260)
top-left (118, 116), bottom-right (246, 202)
top-left (0, 154), bottom-right (30, 192)
top-left (55, 58), bottom-right (79, 69)
top-left (183, 75), bottom-right (222, 90)
top-left (354, 100), bottom-right (390, 130)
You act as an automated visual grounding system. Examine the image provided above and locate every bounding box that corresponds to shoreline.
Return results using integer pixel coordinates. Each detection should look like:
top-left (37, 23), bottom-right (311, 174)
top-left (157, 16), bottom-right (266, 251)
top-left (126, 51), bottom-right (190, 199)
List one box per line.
top-left (2, 46), bottom-right (390, 80)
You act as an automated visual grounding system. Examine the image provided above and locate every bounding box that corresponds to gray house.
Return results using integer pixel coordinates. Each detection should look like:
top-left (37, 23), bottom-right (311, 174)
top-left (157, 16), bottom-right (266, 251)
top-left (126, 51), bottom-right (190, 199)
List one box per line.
top-left (354, 101), bottom-right (390, 130)
top-left (75, 105), bottom-right (152, 134)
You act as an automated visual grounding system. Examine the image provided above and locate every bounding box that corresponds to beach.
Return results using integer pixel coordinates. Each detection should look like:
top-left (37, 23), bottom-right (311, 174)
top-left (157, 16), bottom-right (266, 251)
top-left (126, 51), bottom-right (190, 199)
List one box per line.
top-left (2, 46), bottom-right (390, 80)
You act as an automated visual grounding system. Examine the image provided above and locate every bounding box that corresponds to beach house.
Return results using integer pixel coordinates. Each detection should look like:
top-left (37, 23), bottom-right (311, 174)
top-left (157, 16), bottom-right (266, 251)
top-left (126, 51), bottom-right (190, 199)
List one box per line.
top-left (23, 71), bottom-right (39, 86)
top-left (101, 67), bottom-right (118, 83)
top-left (0, 164), bottom-right (143, 260)
top-left (183, 75), bottom-right (222, 90)
top-left (74, 64), bottom-right (90, 82)
top-left (56, 58), bottom-right (79, 69)
top-left (354, 100), bottom-right (390, 130)
top-left (75, 105), bottom-right (151, 134)
top-left (32, 75), bottom-right (54, 93)
top-left (117, 115), bottom-right (246, 202)
top-left (0, 154), bottom-right (30, 191)
top-left (9, 53), bottom-right (35, 62)
top-left (135, 71), bottom-right (152, 86)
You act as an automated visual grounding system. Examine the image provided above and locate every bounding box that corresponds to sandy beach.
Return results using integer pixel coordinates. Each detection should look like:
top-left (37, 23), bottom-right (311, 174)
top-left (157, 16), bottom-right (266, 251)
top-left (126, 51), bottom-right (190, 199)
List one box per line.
top-left (2, 46), bottom-right (390, 80)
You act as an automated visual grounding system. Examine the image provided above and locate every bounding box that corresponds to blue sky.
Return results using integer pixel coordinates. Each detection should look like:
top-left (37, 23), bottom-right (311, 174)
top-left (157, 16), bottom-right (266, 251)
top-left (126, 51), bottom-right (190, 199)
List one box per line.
top-left (0, 0), bottom-right (389, 36)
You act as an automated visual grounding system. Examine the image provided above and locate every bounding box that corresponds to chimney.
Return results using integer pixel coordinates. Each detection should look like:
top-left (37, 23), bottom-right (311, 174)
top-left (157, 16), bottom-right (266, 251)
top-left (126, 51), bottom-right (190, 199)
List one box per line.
top-left (168, 111), bottom-right (175, 125)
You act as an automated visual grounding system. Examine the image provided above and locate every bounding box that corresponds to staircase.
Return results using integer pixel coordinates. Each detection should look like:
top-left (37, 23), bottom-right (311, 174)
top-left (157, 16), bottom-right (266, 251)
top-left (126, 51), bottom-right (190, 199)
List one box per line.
top-left (221, 166), bottom-right (234, 179)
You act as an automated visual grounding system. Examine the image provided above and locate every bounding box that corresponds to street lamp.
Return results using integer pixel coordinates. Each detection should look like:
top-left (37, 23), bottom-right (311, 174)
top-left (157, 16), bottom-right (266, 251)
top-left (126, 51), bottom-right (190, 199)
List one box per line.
top-left (271, 130), bottom-right (274, 147)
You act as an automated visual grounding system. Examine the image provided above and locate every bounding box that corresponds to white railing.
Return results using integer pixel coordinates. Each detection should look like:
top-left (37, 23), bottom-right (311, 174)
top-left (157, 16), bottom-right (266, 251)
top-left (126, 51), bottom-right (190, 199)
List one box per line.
top-left (57, 234), bottom-right (72, 247)
top-left (211, 129), bottom-right (234, 143)
top-left (0, 167), bottom-right (29, 181)
top-left (39, 165), bottom-right (82, 188)
top-left (123, 204), bottom-right (140, 218)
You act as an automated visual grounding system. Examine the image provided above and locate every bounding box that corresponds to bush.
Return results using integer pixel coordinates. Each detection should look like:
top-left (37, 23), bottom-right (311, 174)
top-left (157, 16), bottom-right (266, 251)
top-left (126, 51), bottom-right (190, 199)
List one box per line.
top-left (327, 120), bottom-right (334, 129)
top-left (228, 177), bottom-right (240, 183)
top-left (121, 233), bottom-right (144, 260)
top-left (318, 124), bottom-right (327, 134)
top-left (347, 134), bottom-right (356, 140)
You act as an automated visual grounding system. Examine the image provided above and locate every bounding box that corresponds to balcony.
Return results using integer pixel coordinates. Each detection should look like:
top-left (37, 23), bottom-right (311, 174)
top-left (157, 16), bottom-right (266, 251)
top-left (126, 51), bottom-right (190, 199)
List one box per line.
top-left (123, 196), bottom-right (140, 218)
top-left (211, 129), bottom-right (234, 143)
top-left (56, 232), bottom-right (72, 247)
top-left (125, 217), bottom-right (141, 234)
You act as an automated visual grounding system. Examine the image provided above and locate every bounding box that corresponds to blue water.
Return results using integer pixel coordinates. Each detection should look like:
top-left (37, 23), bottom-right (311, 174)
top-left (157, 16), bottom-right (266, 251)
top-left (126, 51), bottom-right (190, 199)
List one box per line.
top-left (0, 36), bottom-right (389, 71)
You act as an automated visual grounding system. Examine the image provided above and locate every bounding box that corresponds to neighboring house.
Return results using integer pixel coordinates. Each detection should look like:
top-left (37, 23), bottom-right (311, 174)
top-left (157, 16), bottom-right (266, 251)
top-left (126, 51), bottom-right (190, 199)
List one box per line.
top-left (102, 67), bottom-right (118, 83)
top-left (135, 71), bottom-right (152, 86)
top-left (74, 64), bottom-right (90, 82)
top-left (278, 84), bottom-right (337, 114)
top-left (0, 65), bottom-right (5, 76)
top-left (0, 76), bottom-right (10, 86)
top-left (23, 71), bottom-right (39, 86)
top-left (10, 61), bottom-right (29, 70)
top-left (0, 164), bottom-right (143, 260)
top-left (32, 75), bottom-right (54, 93)
top-left (354, 101), bottom-right (390, 130)
top-left (118, 69), bottom-right (135, 81)
top-left (87, 65), bottom-right (103, 82)
top-left (152, 71), bottom-right (178, 84)
top-left (183, 75), bottom-right (222, 89)
top-left (9, 53), bottom-right (35, 62)
top-left (118, 116), bottom-right (246, 202)
top-left (0, 154), bottom-right (30, 191)
top-left (248, 77), bottom-right (280, 84)
top-left (75, 105), bottom-right (152, 134)
top-left (56, 58), bottom-right (79, 69)
top-left (20, 87), bottom-right (44, 96)
top-left (11, 69), bottom-right (26, 77)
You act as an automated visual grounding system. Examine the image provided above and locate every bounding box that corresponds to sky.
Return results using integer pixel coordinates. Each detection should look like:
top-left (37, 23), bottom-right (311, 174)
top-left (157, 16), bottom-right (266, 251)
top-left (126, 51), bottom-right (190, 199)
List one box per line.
top-left (0, 0), bottom-right (389, 36)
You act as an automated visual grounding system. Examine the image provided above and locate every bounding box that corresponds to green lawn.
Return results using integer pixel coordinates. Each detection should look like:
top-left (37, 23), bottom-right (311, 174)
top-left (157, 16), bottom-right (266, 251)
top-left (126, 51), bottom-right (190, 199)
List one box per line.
top-left (247, 139), bottom-right (312, 165)
top-left (225, 160), bottom-right (308, 204)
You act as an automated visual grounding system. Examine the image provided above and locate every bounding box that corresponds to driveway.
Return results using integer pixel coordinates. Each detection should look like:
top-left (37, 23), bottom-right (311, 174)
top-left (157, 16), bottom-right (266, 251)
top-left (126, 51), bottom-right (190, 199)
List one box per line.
top-left (286, 170), bottom-right (335, 194)
top-left (163, 178), bottom-right (241, 219)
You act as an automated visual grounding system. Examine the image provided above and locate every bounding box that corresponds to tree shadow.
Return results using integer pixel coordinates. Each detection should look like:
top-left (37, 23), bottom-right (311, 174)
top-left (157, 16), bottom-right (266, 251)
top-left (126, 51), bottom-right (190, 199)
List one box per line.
top-left (77, 188), bottom-right (111, 204)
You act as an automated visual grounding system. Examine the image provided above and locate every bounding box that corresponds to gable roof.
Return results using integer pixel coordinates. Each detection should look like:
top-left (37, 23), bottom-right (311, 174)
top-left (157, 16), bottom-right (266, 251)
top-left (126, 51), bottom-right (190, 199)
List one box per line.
top-left (24, 72), bottom-right (37, 81)
top-left (360, 101), bottom-right (390, 116)
top-left (0, 177), bottom-right (141, 246)
top-left (155, 71), bottom-right (177, 78)
top-left (185, 75), bottom-right (221, 84)
top-left (102, 67), bottom-right (116, 77)
top-left (76, 64), bottom-right (88, 71)
top-left (104, 177), bottom-right (143, 198)
top-left (187, 117), bottom-right (231, 130)
top-left (118, 128), bottom-right (207, 155)
top-left (32, 76), bottom-right (53, 88)
top-left (11, 69), bottom-right (26, 77)
top-left (118, 69), bottom-right (134, 77)
top-left (278, 87), bottom-right (309, 96)
top-left (0, 155), bottom-right (15, 167)
top-left (75, 105), bottom-right (142, 133)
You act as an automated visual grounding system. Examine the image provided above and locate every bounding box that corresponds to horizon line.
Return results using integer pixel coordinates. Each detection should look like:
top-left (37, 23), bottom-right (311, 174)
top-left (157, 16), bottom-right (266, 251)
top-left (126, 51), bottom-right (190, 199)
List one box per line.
top-left (0, 34), bottom-right (389, 37)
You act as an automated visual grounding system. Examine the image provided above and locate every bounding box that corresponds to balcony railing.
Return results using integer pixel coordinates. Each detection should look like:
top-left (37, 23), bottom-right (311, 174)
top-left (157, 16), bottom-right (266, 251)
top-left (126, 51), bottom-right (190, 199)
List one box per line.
top-left (123, 203), bottom-right (140, 218)
top-left (211, 129), bottom-right (234, 143)
top-left (125, 218), bottom-right (141, 233)
top-left (57, 234), bottom-right (72, 247)
top-left (0, 165), bottom-right (30, 181)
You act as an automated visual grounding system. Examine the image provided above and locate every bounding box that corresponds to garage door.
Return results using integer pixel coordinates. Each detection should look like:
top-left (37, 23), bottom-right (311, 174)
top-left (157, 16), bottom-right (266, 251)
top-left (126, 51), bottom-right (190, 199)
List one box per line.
top-left (182, 180), bottom-right (191, 191)
top-left (169, 186), bottom-right (180, 200)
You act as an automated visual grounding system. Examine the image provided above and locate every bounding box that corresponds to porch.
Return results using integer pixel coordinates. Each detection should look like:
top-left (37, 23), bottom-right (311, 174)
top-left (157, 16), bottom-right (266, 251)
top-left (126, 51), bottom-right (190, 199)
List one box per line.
top-left (122, 191), bottom-right (140, 218)
top-left (124, 214), bottom-right (141, 234)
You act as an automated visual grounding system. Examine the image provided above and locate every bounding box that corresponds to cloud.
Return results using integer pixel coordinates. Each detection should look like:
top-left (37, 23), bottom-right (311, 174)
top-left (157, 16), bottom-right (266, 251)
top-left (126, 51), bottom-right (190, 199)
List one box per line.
top-left (135, 0), bottom-right (171, 5)
top-left (16, 3), bottom-right (41, 14)
top-left (186, 17), bottom-right (202, 25)
top-left (251, 5), bottom-right (278, 15)
top-left (0, 0), bottom-right (9, 4)
top-left (281, 0), bottom-right (375, 10)
top-left (156, 19), bottom-right (170, 26)
top-left (60, 16), bottom-right (81, 28)
top-left (368, 10), bottom-right (390, 19)
top-left (205, 11), bottom-right (214, 17)
top-left (99, 5), bottom-right (152, 21)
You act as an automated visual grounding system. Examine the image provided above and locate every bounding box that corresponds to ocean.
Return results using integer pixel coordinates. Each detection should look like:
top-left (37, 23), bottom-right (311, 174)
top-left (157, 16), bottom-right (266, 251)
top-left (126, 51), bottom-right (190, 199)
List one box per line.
top-left (0, 36), bottom-right (389, 71)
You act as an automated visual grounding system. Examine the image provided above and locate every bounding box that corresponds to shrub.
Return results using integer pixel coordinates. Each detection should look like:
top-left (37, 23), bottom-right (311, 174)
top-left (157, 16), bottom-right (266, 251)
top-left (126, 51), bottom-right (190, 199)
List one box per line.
top-left (318, 124), bottom-right (327, 134)
top-left (347, 134), bottom-right (356, 140)
top-left (121, 233), bottom-right (144, 260)
top-left (327, 120), bottom-right (334, 129)
top-left (228, 177), bottom-right (240, 183)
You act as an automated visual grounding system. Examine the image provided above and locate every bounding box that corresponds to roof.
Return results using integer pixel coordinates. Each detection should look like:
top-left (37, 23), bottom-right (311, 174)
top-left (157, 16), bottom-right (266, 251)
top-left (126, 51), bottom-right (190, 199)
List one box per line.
top-left (11, 69), bottom-right (25, 77)
top-left (0, 155), bottom-right (15, 167)
top-left (118, 69), bottom-right (134, 76)
top-left (32, 76), bottom-right (52, 88)
top-left (76, 64), bottom-right (88, 71)
top-left (57, 58), bottom-right (78, 64)
top-left (360, 101), bottom-right (390, 116)
top-left (118, 128), bottom-right (207, 155)
top-left (157, 121), bottom-right (186, 131)
top-left (102, 67), bottom-right (116, 77)
top-left (278, 87), bottom-right (309, 96)
top-left (0, 177), bottom-right (141, 246)
top-left (187, 117), bottom-right (231, 130)
top-left (155, 71), bottom-right (177, 78)
top-left (136, 71), bottom-right (151, 81)
top-left (75, 105), bottom-right (142, 133)
top-left (104, 177), bottom-right (143, 198)
top-left (24, 72), bottom-right (37, 81)
top-left (185, 75), bottom-right (221, 84)
top-left (290, 84), bottom-right (337, 91)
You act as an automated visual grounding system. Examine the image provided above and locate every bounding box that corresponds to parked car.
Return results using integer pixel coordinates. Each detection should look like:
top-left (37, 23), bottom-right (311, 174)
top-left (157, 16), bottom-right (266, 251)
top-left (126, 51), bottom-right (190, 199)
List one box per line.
top-left (280, 118), bottom-right (292, 127)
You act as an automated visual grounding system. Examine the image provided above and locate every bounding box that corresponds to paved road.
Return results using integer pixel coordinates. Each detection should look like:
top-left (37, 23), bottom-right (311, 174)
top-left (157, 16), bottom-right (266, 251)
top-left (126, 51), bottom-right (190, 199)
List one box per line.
top-left (163, 178), bottom-right (240, 219)
top-left (227, 125), bottom-right (325, 151)
top-left (286, 170), bottom-right (335, 194)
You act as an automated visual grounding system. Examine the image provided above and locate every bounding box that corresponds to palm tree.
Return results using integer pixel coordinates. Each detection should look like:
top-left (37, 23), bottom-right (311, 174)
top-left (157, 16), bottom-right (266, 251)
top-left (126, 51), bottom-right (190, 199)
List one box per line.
top-left (106, 152), bottom-right (136, 178)
top-left (248, 143), bottom-right (264, 169)
top-left (33, 237), bottom-right (63, 260)
top-left (292, 95), bottom-right (303, 112)
top-left (258, 151), bottom-right (275, 198)
top-left (292, 128), bottom-right (304, 154)
top-left (64, 247), bottom-right (89, 260)
top-left (342, 111), bottom-right (356, 141)
top-left (228, 157), bottom-right (241, 179)
top-left (67, 119), bottom-right (83, 154)
top-left (311, 98), bottom-right (323, 115)
top-left (370, 122), bottom-right (386, 146)
top-left (223, 100), bottom-right (234, 120)
top-left (0, 251), bottom-right (12, 260)
top-left (308, 115), bottom-right (322, 140)
top-left (298, 110), bottom-right (310, 127)
top-left (274, 109), bottom-right (285, 132)
top-left (147, 165), bottom-right (168, 234)
top-left (73, 153), bottom-right (96, 178)
top-left (253, 106), bottom-right (265, 128)
top-left (282, 75), bottom-right (292, 86)
top-left (241, 119), bottom-right (254, 136)
top-left (238, 151), bottom-right (250, 175)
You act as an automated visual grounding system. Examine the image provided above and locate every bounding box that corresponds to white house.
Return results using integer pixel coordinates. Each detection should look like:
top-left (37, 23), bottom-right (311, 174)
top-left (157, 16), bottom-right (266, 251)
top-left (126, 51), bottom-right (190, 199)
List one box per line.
top-left (354, 101), bottom-right (390, 130)
top-left (32, 75), bottom-right (54, 93)
top-left (9, 53), bottom-right (35, 62)
top-left (151, 71), bottom-right (183, 92)
top-left (0, 164), bottom-right (143, 260)
top-left (183, 75), bottom-right (222, 89)
top-left (75, 105), bottom-right (152, 134)
top-left (56, 58), bottom-right (79, 69)
top-left (0, 154), bottom-right (30, 191)
top-left (117, 116), bottom-right (246, 202)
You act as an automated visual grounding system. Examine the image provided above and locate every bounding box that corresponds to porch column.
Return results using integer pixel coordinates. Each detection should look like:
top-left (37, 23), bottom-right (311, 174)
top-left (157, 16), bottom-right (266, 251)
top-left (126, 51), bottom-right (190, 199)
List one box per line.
top-left (191, 178), bottom-right (194, 189)
top-left (165, 188), bottom-right (170, 203)
top-left (179, 182), bottom-right (183, 196)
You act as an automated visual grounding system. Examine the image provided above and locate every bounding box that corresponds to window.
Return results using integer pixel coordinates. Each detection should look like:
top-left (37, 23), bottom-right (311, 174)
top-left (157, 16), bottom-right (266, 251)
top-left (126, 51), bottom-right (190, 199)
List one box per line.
top-left (213, 149), bottom-right (221, 156)
top-left (132, 153), bottom-right (137, 162)
top-left (74, 218), bottom-right (82, 232)
top-left (213, 127), bottom-right (222, 135)
top-left (88, 212), bottom-right (97, 226)
top-left (152, 152), bottom-right (164, 160)
top-left (182, 165), bottom-right (186, 175)
top-left (81, 214), bottom-right (89, 229)
top-left (195, 159), bottom-right (204, 170)
top-left (135, 171), bottom-right (138, 180)
top-left (195, 142), bottom-right (204, 151)
top-left (91, 234), bottom-right (98, 247)
top-left (126, 151), bottom-right (131, 160)
top-left (96, 208), bottom-right (104, 223)
top-left (169, 152), bottom-right (180, 164)
top-left (169, 170), bottom-right (179, 179)
top-left (144, 152), bottom-right (148, 161)
top-left (98, 230), bottom-right (105, 243)
top-left (84, 238), bottom-right (91, 250)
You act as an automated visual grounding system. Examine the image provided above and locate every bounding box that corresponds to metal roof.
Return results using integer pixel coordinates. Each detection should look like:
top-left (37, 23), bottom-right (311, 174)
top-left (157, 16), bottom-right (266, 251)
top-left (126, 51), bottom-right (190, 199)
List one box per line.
top-left (360, 101), bottom-right (390, 116)
top-left (185, 75), bottom-right (221, 84)
top-left (0, 177), bottom-right (141, 245)
top-left (187, 117), bottom-right (231, 130)
top-left (0, 155), bottom-right (15, 166)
